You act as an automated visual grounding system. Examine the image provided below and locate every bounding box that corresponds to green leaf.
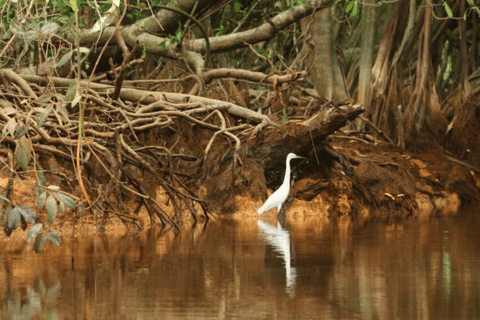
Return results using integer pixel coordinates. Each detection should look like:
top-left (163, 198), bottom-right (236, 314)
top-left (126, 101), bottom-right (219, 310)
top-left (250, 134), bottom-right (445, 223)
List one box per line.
top-left (65, 80), bottom-right (77, 102)
top-left (175, 27), bottom-right (182, 42)
top-left (38, 94), bottom-right (53, 104)
top-left (37, 191), bottom-right (47, 211)
top-left (45, 195), bottom-right (58, 222)
top-left (13, 125), bottom-right (27, 139)
top-left (444, 2), bottom-right (453, 17)
top-left (467, 0), bottom-right (474, 4)
top-left (27, 223), bottom-right (43, 243)
top-left (4, 117), bottom-right (17, 137)
top-left (37, 105), bottom-right (54, 128)
top-left (69, 0), bottom-right (78, 12)
top-left (37, 172), bottom-right (47, 187)
top-left (56, 51), bottom-right (73, 68)
top-left (0, 194), bottom-right (10, 202)
top-left (59, 200), bottom-right (66, 213)
top-left (34, 233), bottom-right (47, 253)
top-left (54, 192), bottom-right (77, 209)
top-left (20, 215), bottom-right (27, 231)
top-left (7, 206), bottom-right (21, 229)
top-left (160, 39), bottom-right (167, 48)
top-left (57, 105), bottom-right (69, 121)
top-left (14, 136), bottom-right (32, 171)
top-left (4, 206), bottom-right (13, 231)
top-left (233, 1), bottom-right (242, 12)
top-left (213, 26), bottom-right (224, 36)
top-left (46, 231), bottom-right (62, 246)
top-left (352, 1), bottom-right (358, 17)
top-left (36, 185), bottom-right (43, 198)
top-left (18, 205), bottom-right (37, 224)
top-left (346, 0), bottom-right (355, 13)
top-left (71, 92), bottom-right (82, 108)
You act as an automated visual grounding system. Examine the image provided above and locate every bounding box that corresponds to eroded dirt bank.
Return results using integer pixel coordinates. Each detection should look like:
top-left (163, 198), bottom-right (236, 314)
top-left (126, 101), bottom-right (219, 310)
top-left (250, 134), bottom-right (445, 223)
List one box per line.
top-left (215, 136), bottom-right (478, 221)
top-left (0, 73), bottom-right (479, 239)
top-left (2, 128), bottom-right (478, 242)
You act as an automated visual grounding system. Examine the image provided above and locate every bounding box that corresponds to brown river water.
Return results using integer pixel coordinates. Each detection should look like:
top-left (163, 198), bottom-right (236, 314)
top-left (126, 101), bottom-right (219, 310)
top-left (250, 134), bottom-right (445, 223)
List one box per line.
top-left (1, 210), bottom-right (480, 319)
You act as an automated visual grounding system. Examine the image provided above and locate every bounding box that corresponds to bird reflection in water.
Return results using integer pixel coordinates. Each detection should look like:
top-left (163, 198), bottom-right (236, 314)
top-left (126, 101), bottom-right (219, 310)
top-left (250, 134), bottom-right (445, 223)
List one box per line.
top-left (257, 220), bottom-right (296, 297)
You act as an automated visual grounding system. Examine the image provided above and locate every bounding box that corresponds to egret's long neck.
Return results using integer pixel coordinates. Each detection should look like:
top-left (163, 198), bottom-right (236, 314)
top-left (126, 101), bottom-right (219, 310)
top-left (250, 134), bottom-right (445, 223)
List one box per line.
top-left (283, 158), bottom-right (291, 187)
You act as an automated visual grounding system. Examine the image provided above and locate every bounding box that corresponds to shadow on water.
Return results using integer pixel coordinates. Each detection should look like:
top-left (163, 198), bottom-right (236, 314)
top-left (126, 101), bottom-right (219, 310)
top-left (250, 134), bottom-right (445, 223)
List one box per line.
top-left (1, 209), bottom-right (480, 319)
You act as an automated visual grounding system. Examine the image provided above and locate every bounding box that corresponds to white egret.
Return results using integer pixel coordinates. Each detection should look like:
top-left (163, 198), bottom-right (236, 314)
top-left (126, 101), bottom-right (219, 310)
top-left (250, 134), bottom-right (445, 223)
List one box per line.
top-left (257, 153), bottom-right (304, 215)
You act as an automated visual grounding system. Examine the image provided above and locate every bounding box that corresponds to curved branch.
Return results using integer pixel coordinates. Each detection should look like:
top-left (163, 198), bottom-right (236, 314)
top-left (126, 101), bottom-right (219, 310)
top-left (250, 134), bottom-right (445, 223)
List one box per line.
top-left (202, 68), bottom-right (305, 84)
top-left (76, 2), bottom-right (333, 58)
top-left (190, 2), bottom-right (333, 53)
top-left (0, 69), bottom-right (38, 99)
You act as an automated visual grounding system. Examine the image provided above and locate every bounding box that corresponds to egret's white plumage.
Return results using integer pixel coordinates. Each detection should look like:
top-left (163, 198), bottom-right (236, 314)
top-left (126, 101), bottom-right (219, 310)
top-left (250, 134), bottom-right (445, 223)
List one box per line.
top-left (257, 153), bottom-right (303, 215)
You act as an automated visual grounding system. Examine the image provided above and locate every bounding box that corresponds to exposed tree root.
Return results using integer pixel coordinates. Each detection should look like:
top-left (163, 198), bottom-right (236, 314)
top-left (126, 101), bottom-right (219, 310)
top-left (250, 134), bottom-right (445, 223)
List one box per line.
top-left (3, 70), bottom-right (264, 230)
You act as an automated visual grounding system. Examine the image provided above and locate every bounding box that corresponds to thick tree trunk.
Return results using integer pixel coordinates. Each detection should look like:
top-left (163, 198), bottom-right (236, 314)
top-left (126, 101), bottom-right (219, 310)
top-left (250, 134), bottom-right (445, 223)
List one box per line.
top-left (308, 7), bottom-right (348, 101)
top-left (391, 0), bottom-right (418, 67)
top-left (458, 0), bottom-right (469, 91)
top-left (404, 1), bottom-right (433, 138)
top-left (370, 12), bottom-right (398, 132)
top-left (358, 0), bottom-right (376, 114)
top-left (443, 0), bottom-right (477, 160)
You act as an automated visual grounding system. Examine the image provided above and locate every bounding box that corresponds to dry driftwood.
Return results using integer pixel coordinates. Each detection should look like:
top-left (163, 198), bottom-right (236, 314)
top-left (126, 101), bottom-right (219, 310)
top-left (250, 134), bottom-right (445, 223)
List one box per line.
top-left (244, 103), bottom-right (365, 169)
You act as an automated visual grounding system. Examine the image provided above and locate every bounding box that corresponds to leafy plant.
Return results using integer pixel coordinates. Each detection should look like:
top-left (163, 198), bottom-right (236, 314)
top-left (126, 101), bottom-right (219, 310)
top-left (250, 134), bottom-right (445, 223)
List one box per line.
top-left (213, 25), bottom-right (224, 36)
top-left (443, 2), bottom-right (453, 17)
top-left (14, 136), bottom-right (32, 171)
top-left (464, 0), bottom-right (480, 19)
top-left (36, 172), bottom-right (77, 221)
top-left (345, 0), bottom-right (358, 17)
top-left (1, 172), bottom-right (77, 253)
top-left (159, 24), bottom-right (183, 49)
top-left (2, 115), bottom-right (33, 171)
top-left (170, 24), bottom-right (183, 45)
top-left (233, 1), bottom-right (243, 13)
top-left (28, 171), bottom-right (78, 252)
top-left (2, 196), bottom-right (37, 237)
